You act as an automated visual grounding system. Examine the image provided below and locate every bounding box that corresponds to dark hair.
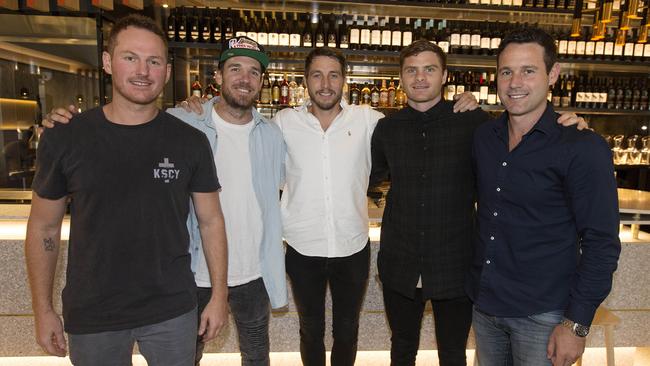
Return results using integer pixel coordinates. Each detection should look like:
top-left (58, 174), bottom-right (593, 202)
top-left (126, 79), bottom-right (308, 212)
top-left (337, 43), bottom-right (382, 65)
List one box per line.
top-left (399, 40), bottom-right (447, 71)
top-left (304, 47), bottom-right (347, 77)
top-left (107, 14), bottom-right (168, 57)
top-left (496, 27), bottom-right (557, 73)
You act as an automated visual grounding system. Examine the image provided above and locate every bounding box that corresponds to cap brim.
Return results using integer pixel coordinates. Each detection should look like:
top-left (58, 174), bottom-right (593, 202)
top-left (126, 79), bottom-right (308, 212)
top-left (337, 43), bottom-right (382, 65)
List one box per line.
top-left (220, 49), bottom-right (269, 69)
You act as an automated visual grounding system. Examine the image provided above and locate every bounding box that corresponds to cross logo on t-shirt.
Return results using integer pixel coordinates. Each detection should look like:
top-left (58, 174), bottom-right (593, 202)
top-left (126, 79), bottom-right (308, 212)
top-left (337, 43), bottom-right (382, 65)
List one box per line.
top-left (153, 158), bottom-right (180, 183)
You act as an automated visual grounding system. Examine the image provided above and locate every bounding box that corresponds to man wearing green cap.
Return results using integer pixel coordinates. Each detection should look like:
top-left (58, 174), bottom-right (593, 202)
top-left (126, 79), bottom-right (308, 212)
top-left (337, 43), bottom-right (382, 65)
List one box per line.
top-left (43, 36), bottom-right (286, 366)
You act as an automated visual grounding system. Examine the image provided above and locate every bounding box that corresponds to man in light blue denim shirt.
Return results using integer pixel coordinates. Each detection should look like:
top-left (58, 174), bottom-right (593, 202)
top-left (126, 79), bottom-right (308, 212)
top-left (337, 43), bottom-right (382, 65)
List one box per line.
top-left (43, 36), bottom-right (287, 366)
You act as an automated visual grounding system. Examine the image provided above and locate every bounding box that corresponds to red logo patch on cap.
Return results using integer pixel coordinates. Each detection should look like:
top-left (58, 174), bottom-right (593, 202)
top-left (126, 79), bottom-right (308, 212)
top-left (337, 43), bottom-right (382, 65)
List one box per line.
top-left (228, 38), bottom-right (262, 51)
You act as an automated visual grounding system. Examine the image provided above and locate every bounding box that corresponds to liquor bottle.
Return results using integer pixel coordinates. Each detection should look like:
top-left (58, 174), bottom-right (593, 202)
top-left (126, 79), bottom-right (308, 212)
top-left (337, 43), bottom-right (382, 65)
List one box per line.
top-left (223, 9), bottom-right (234, 40)
top-left (402, 18), bottom-right (414, 47)
top-left (388, 79), bottom-right (396, 107)
top-left (235, 11), bottom-right (247, 38)
top-left (302, 14), bottom-right (314, 47)
top-left (640, 78), bottom-right (649, 111)
top-left (603, 28), bottom-right (614, 60)
top-left (210, 8), bottom-right (222, 44)
top-left (598, 78), bottom-right (608, 109)
top-left (260, 73), bottom-right (272, 104)
top-left (470, 72), bottom-right (480, 102)
top-left (614, 78), bottom-right (624, 109)
top-left (188, 7), bottom-right (200, 42)
top-left (381, 16), bottom-right (392, 51)
top-left (178, 8), bottom-right (187, 42)
top-left (371, 82), bottom-right (380, 107)
top-left (270, 12), bottom-right (282, 46)
top-left (456, 71), bottom-right (466, 95)
top-left (349, 15), bottom-right (361, 50)
top-left (594, 30), bottom-right (605, 59)
top-left (631, 80), bottom-right (641, 110)
top-left (557, 28), bottom-right (569, 58)
top-left (257, 16), bottom-right (269, 46)
top-left (436, 20), bottom-right (450, 54)
top-left (561, 75), bottom-right (572, 107)
top-left (606, 78), bottom-right (616, 109)
top-left (315, 15), bottom-right (326, 48)
top-left (479, 72), bottom-right (489, 105)
top-left (199, 8), bottom-right (210, 43)
top-left (350, 83), bottom-right (361, 105)
top-left (575, 29), bottom-right (587, 58)
top-left (289, 75), bottom-right (298, 106)
top-left (445, 71), bottom-right (456, 101)
top-left (360, 16), bottom-right (371, 50)
top-left (395, 80), bottom-right (407, 107)
top-left (246, 11), bottom-right (258, 42)
top-left (480, 22), bottom-right (491, 55)
top-left (371, 17), bottom-right (382, 50)
top-left (633, 29), bottom-right (645, 60)
top-left (296, 78), bottom-right (306, 106)
top-left (613, 31), bottom-right (624, 60)
top-left (567, 34), bottom-right (578, 58)
top-left (470, 22), bottom-right (482, 55)
top-left (379, 79), bottom-right (389, 107)
top-left (490, 22), bottom-right (502, 55)
top-left (327, 15), bottom-right (338, 48)
top-left (460, 22), bottom-right (472, 54)
top-left (623, 78), bottom-right (633, 109)
top-left (272, 77), bottom-right (281, 104)
top-left (391, 17), bottom-right (402, 51)
top-left (623, 30), bottom-right (635, 61)
top-left (289, 13), bottom-right (302, 47)
top-left (450, 21), bottom-right (461, 54)
top-left (585, 30), bottom-right (596, 59)
top-left (361, 82), bottom-right (371, 105)
top-left (166, 8), bottom-right (177, 42)
top-left (280, 74), bottom-right (290, 105)
top-left (339, 16), bottom-right (350, 49)
top-left (191, 75), bottom-right (202, 97)
top-left (574, 76), bottom-right (585, 108)
top-left (487, 73), bottom-right (497, 105)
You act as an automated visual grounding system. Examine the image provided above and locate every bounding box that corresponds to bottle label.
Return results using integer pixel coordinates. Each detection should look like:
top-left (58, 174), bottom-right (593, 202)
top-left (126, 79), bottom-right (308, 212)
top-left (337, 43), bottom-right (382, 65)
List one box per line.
top-left (634, 43), bottom-right (644, 57)
top-left (480, 86), bottom-right (488, 100)
top-left (192, 89), bottom-right (202, 98)
top-left (350, 29), bottom-right (360, 44)
top-left (624, 43), bottom-right (634, 56)
top-left (281, 86), bottom-right (289, 97)
top-left (644, 44), bottom-right (650, 57)
top-left (361, 29), bottom-right (371, 44)
top-left (614, 44), bottom-right (623, 56)
top-left (371, 30), bottom-right (382, 45)
top-left (303, 33), bottom-right (312, 47)
top-left (576, 41), bottom-right (586, 55)
top-left (461, 34), bottom-right (471, 46)
top-left (480, 37), bottom-right (490, 50)
top-left (595, 42), bottom-right (604, 55)
top-left (457, 85), bottom-right (465, 94)
top-left (472, 91), bottom-right (480, 101)
top-left (599, 92), bottom-right (607, 103)
top-left (558, 40), bottom-right (568, 54)
top-left (340, 35), bottom-right (349, 48)
top-left (567, 41), bottom-right (577, 55)
top-left (490, 37), bottom-right (501, 50)
top-left (392, 31), bottom-right (402, 47)
top-left (447, 85), bottom-right (456, 100)
top-left (275, 34), bottom-right (286, 46)
top-left (382, 30), bottom-right (392, 46)
top-left (481, 0), bottom-right (491, 4)
top-left (257, 33), bottom-right (268, 45)
top-left (502, 0), bottom-right (512, 4)
top-left (576, 91), bottom-right (585, 103)
top-left (451, 33), bottom-right (461, 46)
top-left (316, 34), bottom-right (325, 47)
top-left (328, 34), bottom-right (337, 47)
top-left (585, 42), bottom-right (595, 55)
top-left (371, 92), bottom-right (380, 104)
top-left (438, 41), bottom-right (450, 53)
top-left (380, 91), bottom-right (389, 105)
top-left (492, 0), bottom-right (501, 4)
top-left (605, 42), bottom-right (614, 55)
top-left (290, 34), bottom-right (301, 47)
top-left (403, 32), bottom-right (413, 46)
top-left (471, 34), bottom-right (481, 47)
top-left (488, 93), bottom-right (497, 105)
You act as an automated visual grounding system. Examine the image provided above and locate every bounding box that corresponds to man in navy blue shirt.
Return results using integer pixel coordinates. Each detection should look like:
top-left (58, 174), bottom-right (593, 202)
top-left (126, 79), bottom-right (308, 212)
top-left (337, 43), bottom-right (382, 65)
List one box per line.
top-left (467, 27), bottom-right (621, 366)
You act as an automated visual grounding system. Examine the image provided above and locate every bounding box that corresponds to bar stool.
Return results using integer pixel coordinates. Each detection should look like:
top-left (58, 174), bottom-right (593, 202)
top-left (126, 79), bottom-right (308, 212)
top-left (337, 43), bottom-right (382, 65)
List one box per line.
top-left (576, 306), bottom-right (621, 366)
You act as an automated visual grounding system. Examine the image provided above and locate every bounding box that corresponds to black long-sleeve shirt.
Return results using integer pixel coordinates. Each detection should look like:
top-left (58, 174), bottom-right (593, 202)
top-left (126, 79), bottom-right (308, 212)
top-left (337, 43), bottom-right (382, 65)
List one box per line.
top-left (467, 104), bottom-right (621, 326)
top-left (370, 100), bottom-right (489, 300)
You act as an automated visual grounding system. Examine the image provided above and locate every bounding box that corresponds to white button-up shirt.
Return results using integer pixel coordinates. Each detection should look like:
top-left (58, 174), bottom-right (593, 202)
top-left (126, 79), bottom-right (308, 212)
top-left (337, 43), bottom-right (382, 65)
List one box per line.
top-left (274, 101), bottom-right (384, 258)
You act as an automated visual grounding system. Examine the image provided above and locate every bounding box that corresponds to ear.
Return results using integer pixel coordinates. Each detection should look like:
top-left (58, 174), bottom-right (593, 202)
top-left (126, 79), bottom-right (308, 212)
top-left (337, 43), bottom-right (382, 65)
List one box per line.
top-left (215, 69), bottom-right (223, 87)
top-left (102, 51), bottom-right (112, 75)
top-left (441, 69), bottom-right (448, 86)
top-left (548, 62), bottom-right (561, 86)
top-left (165, 63), bottom-right (172, 84)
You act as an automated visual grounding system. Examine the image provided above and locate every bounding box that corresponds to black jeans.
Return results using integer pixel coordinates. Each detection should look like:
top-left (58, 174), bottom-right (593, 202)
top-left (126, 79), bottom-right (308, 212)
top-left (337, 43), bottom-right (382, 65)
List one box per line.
top-left (285, 242), bottom-right (370, 366)
top-left (196, 278), bottom-right (271, 366)
top-left (383, 286), bottom-right (473, 366)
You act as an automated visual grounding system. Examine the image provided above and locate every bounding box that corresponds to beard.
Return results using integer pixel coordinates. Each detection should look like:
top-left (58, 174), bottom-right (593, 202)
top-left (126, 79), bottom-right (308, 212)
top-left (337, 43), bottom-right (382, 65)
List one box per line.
top-left (308, 89), bottom-right (342, 111)
top-left (221, 83), bottom-right (259, 110)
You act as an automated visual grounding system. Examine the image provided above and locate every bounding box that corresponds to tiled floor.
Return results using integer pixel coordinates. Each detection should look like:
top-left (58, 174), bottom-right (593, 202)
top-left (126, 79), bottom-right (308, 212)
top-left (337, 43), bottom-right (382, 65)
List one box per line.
top-left (0, 348), bottom-right (646, 366)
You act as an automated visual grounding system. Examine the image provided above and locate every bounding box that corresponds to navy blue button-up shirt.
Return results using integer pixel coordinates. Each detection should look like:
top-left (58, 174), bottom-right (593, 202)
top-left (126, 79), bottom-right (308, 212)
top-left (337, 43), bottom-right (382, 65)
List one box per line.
top-left (466, 103), bottom-right (621, 326)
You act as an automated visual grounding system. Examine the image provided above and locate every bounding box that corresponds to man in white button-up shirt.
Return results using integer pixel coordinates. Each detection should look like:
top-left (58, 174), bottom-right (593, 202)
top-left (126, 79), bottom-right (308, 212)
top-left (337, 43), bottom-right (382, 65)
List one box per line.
top-left (274, 48), bottom-right (383, 366)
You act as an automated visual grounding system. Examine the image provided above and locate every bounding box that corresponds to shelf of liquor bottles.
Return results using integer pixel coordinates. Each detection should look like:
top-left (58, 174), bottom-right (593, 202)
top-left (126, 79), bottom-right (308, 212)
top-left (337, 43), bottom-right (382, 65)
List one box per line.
top-left (179, 0), bottom-right (596, 24)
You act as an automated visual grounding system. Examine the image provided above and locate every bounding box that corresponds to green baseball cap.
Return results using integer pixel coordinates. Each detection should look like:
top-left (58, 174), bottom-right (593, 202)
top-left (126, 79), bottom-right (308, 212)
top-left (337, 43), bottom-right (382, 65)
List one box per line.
top-left (219, 36), bottom-right (270, 70)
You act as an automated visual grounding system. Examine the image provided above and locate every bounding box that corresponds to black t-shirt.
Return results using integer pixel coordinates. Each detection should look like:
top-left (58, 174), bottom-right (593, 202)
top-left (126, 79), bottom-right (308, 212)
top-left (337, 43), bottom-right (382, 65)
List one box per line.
top-left (32, 107), bottom-right (220, 334)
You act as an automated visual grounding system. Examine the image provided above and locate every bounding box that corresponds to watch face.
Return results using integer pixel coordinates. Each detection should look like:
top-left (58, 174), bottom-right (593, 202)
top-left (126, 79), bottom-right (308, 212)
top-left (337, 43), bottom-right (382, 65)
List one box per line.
top-left (575, 324), bottom-right (590, 337)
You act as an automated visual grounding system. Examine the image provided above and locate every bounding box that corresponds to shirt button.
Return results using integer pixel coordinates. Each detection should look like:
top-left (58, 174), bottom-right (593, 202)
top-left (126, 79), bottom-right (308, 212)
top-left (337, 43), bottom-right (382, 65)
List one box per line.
top-left (496, 187), bottom-right (501, 192)
top-left (421, 173), bottom-right (426, 179)
top-left (423, 146), bottom-right (428, 151)
top-left (420, 231), bottom-right (425, 236)
top-left (493, 212), bottom-right (498, 216)
top-left (422, 132), bottom-right (426, 137)
top-left (420, 203), bottom-right (425, 207)
top-left (490, 236), bottom-right (495, 240)
top-left (502, 161), bottom-right (507, 167)
top-left (486, 260), bottom-right (491, 264)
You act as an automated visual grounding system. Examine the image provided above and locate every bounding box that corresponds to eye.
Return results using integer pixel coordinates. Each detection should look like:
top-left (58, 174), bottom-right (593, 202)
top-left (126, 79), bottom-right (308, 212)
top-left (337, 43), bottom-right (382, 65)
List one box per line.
top-left (500, 70), bottom-right (511, 77)
top-left (124, 56), bottom-right (136, 62)
top-left (425, 66), bottom-right (434, 73)
top-left (149, 59), bottom-right (161, 66)
top-left (524, 69), bottom-right (535, 75)
top-left (251, 70), bottom-right (260, 77)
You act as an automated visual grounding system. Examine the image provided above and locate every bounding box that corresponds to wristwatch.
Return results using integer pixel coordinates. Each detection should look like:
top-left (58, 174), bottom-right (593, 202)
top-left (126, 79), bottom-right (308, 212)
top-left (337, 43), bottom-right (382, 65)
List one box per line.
top-left (561, 318), bottom-right (590, 337)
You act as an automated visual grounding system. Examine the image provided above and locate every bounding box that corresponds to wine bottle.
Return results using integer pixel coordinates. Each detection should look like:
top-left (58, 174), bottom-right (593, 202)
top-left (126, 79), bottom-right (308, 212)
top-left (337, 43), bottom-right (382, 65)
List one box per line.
top-left (260, 73), bottom-right (272, 104)
top-left (191, 75), bottom-right (202, 97)
top-left (339, 15), bottom-right (350, 49)
top-left (280, 74), bottom-right (290, 105)
top-left (289, 13), bottom-right (302, 47)
top-left (302, 14), bottom-right (314, 48)
top-left (391, 16), bottom-right (402, 51)
top-left (315, 15), bottom-right (326, 47)
top-left (381, 16), bottom-right (392, 51)
top-left (166, 8), bottom-right (177, 42)
top-left (327, 14), bottom-right (338, 48)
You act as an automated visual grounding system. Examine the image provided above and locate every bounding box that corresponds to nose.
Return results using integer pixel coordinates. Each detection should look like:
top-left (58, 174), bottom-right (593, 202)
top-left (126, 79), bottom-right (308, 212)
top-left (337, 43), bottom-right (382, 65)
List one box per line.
top-left (509, 71), bottom-right (524, 88)
top-left (135, 60), bottom-right (149, 76)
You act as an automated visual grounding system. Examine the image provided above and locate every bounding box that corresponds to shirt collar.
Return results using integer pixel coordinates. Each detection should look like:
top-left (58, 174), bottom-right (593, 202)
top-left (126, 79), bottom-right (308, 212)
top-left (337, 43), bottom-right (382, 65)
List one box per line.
top-left (493, 102), bottom-right (559, 141)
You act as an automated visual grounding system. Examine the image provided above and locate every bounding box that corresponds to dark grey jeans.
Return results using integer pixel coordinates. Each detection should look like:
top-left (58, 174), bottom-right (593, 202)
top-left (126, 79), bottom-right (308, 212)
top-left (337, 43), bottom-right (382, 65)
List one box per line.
top-left (69, 307), bottom-right (197, 366)
top-left (196, 277), bottom-right (271, 366)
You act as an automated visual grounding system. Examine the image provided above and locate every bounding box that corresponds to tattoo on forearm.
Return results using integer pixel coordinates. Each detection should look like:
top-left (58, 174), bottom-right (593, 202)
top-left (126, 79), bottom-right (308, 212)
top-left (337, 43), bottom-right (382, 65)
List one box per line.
top-left (43, 238), bottom-right (55, 251)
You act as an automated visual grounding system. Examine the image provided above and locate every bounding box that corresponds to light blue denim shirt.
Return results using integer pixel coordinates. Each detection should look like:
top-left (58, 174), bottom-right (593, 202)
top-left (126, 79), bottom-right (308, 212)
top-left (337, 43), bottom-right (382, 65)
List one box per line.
top-left (166, 98), bottom-right (288, 309)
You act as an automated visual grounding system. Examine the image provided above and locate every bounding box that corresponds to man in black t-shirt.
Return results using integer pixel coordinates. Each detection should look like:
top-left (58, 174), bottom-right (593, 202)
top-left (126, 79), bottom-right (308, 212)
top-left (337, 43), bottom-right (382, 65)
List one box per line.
top-left (25, 15), bottom-right (228, 366)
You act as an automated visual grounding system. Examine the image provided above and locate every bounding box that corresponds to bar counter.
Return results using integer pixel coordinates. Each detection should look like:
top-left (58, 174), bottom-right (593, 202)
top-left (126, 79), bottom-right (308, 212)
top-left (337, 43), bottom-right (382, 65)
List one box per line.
top-left (1, 191), bottom-right (649, 356)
